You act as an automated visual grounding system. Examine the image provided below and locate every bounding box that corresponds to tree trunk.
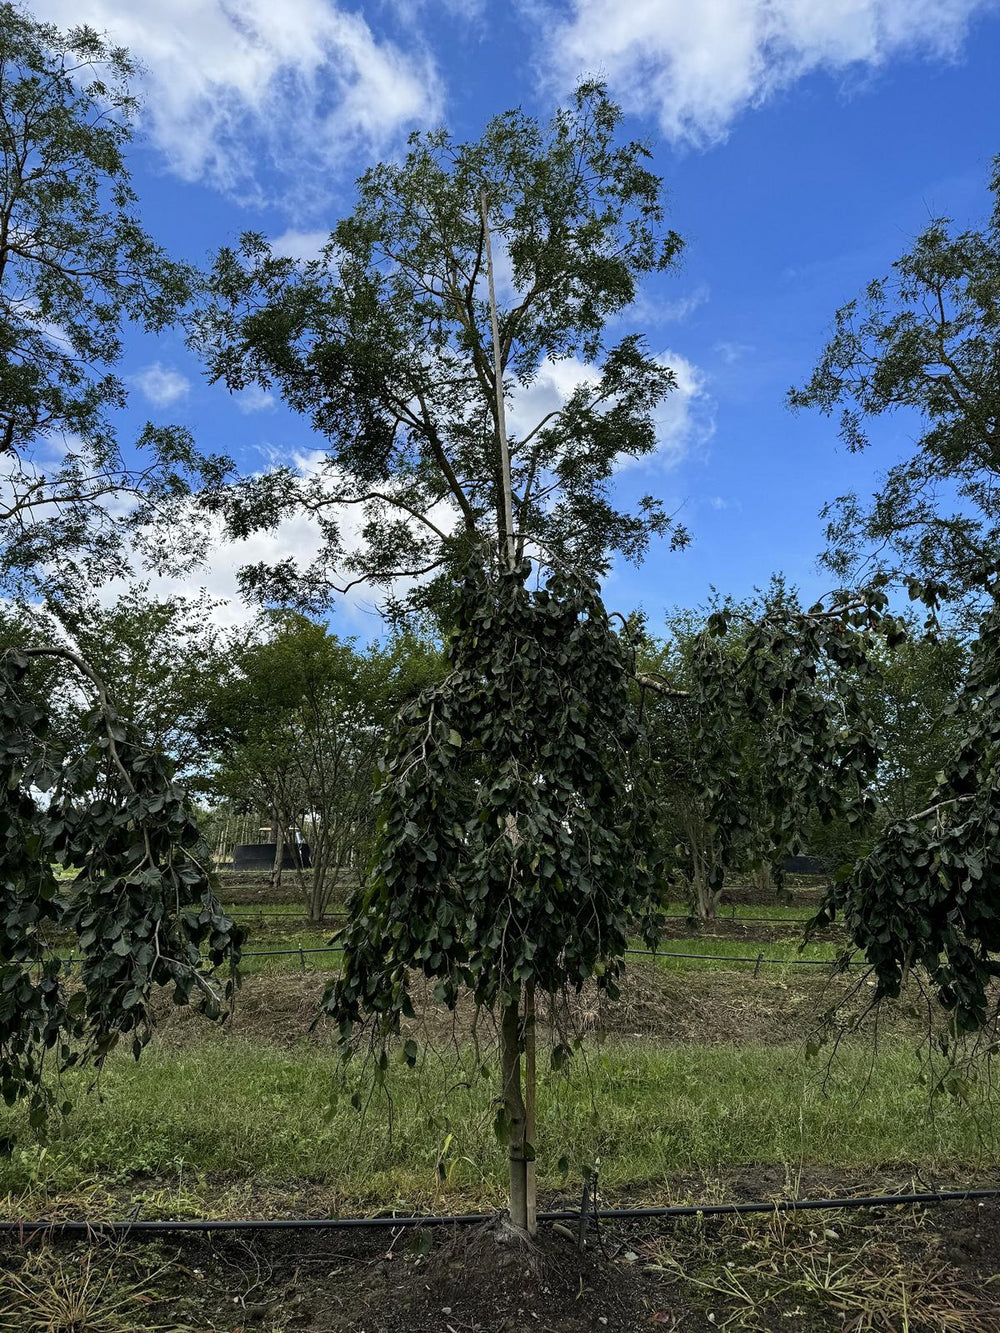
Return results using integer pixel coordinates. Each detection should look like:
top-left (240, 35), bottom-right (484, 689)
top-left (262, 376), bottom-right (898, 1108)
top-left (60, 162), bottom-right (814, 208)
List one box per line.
top-left (500, 990), bottom-right (532, 1235)
top-left (524, 980), bottom-right (537, 1236)
top-left (270, 813), bottom-right (284, 891)
top-left (753, 862), bottom-right (773, 895)
top-left (309, 848), bottom-right (326, 926)
top-left (685, 816), bottom-right (719, 923)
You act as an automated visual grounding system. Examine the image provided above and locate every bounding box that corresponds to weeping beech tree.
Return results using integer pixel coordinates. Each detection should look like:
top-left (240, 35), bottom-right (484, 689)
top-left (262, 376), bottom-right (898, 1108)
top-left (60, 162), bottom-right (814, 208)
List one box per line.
top-left (324, 557), bottom-right (667, 1233)
top-left (195, 84), bottom-right (691, 1236)
top-left (636, 587), bottom-right (887, 921)
top-left (818, 591), bottom-right (1000, 1035)
top-left (0, 645), bottom-right (241, 1126)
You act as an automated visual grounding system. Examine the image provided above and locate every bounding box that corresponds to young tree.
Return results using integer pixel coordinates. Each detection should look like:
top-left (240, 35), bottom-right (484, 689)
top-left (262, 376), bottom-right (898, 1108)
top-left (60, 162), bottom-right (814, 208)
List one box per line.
top-left (0, 4), bottom-right (230, 601)
top-left (0, 645), bottom-right (241, 1126)
top-left (193, 80), bottom-right (687, 615)
top-left (325, 558), bottom-right (666, 1234)
top-left (201, 615), bottom-right (440, 918)
top-left (637, 584), bottom-right (884, 920)
top-left (194, 85), bottom-right (691, 1234)
top-left (819, 591), bottom-right (1000, 1037)
top-left (789, 157), bottom-right (1000, 617)
top-left (0, 8), bottom-right (243, 1120)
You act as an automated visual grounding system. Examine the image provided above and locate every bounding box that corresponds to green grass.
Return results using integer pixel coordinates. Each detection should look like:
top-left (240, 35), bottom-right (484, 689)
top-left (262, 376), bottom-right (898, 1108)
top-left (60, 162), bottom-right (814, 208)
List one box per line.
top-left (640, 933), bottom-right (841, 973)
top-left (43, 916), bottom-right (839, 984)
top-left (224, 926), bottom-right (841, 976)
top-left (2, 1037), bottom-right (996, 1216)
top-left (709, 902), bottom-right (818, 922)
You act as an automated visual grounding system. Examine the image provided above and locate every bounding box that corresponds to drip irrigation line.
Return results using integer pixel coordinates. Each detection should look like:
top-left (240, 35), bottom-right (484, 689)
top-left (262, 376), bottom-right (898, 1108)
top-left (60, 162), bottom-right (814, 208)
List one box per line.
top-left (2, 1188), bottom-right (997, 1237)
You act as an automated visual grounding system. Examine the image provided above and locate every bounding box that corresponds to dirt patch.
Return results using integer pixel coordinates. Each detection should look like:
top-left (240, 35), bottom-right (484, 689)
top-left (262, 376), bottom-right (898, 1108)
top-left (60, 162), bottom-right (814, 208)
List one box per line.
top-left (3, 1178), bottom-right (999, 1332)
top-left (151, 962), bottom-right (895, 1053)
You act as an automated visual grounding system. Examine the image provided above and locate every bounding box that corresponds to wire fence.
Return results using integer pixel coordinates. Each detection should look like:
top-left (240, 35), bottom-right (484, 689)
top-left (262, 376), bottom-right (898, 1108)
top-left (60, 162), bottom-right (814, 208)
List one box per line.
top-left (223, 908), bottom-right (838, 934)
top-left (51, 941), bottom-right (860, 974)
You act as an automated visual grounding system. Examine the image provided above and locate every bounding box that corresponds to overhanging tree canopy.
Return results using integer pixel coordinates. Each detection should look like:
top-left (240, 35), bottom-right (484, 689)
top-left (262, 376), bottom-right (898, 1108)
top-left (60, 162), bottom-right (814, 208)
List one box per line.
top-left (0, 646), bottom-right (241, 1126)
top-left (820, 591), bottom-right (1000, 1034)
top-left (0, 4), bottom-right (231, 600)
top-left (790, 156), bottom-right (1000, 617)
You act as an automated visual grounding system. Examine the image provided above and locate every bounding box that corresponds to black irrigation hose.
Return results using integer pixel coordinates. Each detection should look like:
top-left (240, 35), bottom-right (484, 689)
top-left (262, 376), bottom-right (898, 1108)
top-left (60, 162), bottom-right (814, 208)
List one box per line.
top-left (2, 1188), bottom-right (997, 1237)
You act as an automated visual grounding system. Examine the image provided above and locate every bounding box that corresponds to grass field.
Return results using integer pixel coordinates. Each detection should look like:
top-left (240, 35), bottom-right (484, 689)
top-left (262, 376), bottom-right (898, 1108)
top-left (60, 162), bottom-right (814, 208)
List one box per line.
top-left (6, 875), bottom-right (1000, 1331)
top-left (2, 1034), bottom-right (997, 1216)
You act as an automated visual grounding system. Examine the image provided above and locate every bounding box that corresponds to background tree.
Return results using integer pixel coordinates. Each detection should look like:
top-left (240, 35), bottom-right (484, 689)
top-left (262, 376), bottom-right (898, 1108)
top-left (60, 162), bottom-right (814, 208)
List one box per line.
top-left (201, 614), bottom-right (442, 918)
top-left (0, 4), bottom-right (230, 602)
top-left (820, 590), bottom-right (1000, 1040)
top-left (193, 80), bottom-right (687, 617)
top-left (854, 622), bottom-right (968, 822)
top-left (790, 156), bottom-right (1000, 619)
top-left (792, 618), bottom-right (969, 875)
top-left (637, 582), bottom-right (885, 920)
top-left (58, 589), bottom-right (229, 783)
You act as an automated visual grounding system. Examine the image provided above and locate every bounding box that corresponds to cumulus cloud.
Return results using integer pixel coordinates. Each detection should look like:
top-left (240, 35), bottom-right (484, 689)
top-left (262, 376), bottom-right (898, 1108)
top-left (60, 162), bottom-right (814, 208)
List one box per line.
top-left (546, 0), bottom-right (995, 146)
top-left (233, 385), bottom-right (277, 414)
top-left (33, 1), bottom-right (442, 207)
top-left (505, 349), bottom-right (712, 470)
top-left (270, 229), bottom-right (333, 262)
top-left (132, 363), bottom-right (191, 407)
top-left (649, 349), bottom-right (714, 467)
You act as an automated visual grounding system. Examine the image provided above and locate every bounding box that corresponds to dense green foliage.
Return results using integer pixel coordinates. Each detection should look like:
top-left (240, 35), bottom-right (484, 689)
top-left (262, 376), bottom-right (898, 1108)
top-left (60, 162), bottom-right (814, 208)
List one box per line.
top-left (0, 4), bottom-right (230, 598)
top-left (791, 156), bottom-right (1000, 615)
top-left (637, 586), bottom-right (886, 916)
top-left (0, 647), bottom-right (241, 1125)
top-left (822, 595), bottom-right (1000, 1032)
top-left (326, 558), bottom-right (665, 1036)
top-left (194, 82), bottom-right (686, 616)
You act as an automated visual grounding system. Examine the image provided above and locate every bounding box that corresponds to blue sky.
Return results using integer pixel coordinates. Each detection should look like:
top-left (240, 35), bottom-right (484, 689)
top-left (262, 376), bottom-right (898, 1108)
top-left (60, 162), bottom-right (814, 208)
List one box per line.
top-left (29, 0), bottom-right (1000, 636)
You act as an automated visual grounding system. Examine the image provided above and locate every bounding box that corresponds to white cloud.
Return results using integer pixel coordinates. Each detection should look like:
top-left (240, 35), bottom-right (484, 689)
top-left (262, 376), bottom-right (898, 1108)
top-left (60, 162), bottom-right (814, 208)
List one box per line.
top-left (270, 229), bottom-right (332, 262)
top-left (34, 1), bottom-right (442, 207)
top-left (656, 285), bottom-right (710, 323)
top-left (649, 349), bottom-right (714, 467)
top-left (505, 357), bottom-right (601, 448)
top-left (505, 349), bottom-right (712, 470)
top-left (546, 0), bottom-right (994, 146)
top-left (234, 385), bottom-right (277, 414)
top-left (112, 449), bottom-right (461, 631)
top-left (387, 0), bottom-right (486, 25)
top-left (132, 362), bottom-right (191, 407)
top-left (714, 339), bottom-right (753, 364)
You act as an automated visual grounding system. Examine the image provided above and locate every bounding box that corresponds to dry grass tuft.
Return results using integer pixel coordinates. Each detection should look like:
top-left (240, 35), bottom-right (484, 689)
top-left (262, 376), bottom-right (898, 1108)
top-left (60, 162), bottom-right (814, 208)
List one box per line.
top-left (0, 1246), bottom-right (183, 1333)
top-left (647, 1206), bottom-right (1000, 1331)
